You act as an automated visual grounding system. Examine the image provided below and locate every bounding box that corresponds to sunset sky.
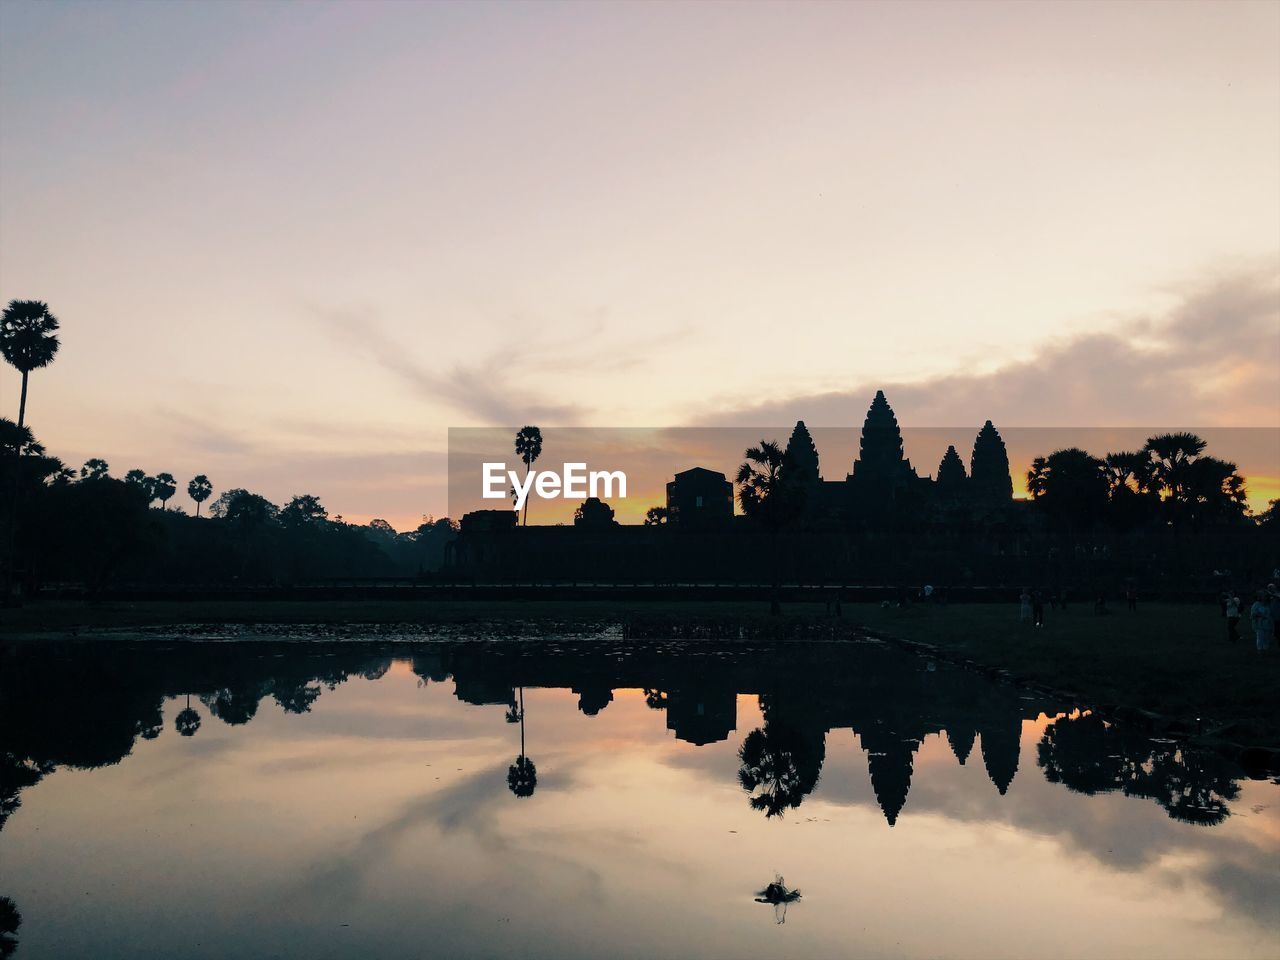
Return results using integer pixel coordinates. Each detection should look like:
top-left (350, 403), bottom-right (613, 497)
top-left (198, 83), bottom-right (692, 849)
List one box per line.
top-left (2, 0), bottom-right (1277, 528)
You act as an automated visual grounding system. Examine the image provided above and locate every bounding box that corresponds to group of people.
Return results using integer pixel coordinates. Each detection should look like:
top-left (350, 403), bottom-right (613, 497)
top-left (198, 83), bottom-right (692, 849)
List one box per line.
top-left (1222, 583), bottom-right (1279, 652)
top-left (1018, 587), bottom-right (1067, 627)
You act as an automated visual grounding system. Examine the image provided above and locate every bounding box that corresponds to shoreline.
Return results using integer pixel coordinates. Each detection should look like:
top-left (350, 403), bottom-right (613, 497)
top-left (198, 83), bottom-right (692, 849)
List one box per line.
top-left (4, 598), bottom-right (1277, 758)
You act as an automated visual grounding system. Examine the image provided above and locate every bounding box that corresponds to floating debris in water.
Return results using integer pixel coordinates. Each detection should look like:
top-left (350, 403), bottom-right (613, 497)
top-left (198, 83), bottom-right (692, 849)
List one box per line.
top-left (755, 874), bottom-right (802, 924)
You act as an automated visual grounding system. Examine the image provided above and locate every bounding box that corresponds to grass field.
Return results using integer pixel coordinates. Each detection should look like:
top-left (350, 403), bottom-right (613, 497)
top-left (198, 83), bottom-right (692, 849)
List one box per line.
top-left (850, 600), bottom-right (1279, 742)
top-left (3, 596), bottom-right (1275, 743)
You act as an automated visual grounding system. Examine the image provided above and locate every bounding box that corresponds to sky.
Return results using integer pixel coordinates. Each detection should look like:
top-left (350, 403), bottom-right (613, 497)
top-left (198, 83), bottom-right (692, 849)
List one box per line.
top-left (1, 0), bottom-right (1278, 528)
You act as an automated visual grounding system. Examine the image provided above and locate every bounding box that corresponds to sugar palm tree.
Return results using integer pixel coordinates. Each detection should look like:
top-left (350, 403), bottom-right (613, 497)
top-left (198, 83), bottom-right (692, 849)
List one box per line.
top-left (188, 475), bottom-right (213, 517)
top-left (0, 419), bottom-right (35, 456)
top-left (1144, 432), bottom-right (1206, 501)
top-left (152, 472), bottom-right (177, 509)
top-left (1, 300), bottom-right (61, 429)
top-left (736, 440), bottom-right (804, 615)
top-left (513, 426), bottom-right (542, 526)
top-left (507, 686), bottom-right (537, 798)
top-left (80, 458), bottom-right (109, 480)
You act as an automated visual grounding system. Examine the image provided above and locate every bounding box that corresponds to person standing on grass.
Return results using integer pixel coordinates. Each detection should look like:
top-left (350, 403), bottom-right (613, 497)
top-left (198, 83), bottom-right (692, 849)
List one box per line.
top-left (1269, 585), bottom-right (1280, 648)
top-left (1020, 588), bottom-right (1032, 622)
top-left (1032, 589), bottom-right (1045, 628)
top-left (1225, 592), bottom-right (1241, 643)
top-left (1250, 591), bottom-right (1274, 652)
top-left (1125, 584), bottom-right (1137, 613)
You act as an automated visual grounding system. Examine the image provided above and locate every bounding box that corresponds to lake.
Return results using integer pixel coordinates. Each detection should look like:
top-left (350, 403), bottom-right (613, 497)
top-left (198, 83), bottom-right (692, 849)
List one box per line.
top-left (1, 630), bottom-right (1277, 959)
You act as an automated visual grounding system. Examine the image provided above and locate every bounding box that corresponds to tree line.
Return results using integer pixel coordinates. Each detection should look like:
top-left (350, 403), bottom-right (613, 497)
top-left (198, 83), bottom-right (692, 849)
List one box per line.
top-left (1, 299), bottom-right (455, 596)
top-left (1025, 432), bottom-right (1271, 532)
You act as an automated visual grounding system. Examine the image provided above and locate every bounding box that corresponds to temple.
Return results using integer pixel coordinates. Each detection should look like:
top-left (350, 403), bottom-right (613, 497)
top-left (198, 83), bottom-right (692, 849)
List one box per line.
top-left (762, 389), bottom-right (1015, 525)
top-left (451, 389), bottom-right (1023, 582)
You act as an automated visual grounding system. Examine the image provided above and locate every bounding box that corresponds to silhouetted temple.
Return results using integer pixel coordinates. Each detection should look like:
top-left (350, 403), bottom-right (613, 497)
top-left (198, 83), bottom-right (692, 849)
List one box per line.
top-left (451, 390), bottom-right (1025, 582)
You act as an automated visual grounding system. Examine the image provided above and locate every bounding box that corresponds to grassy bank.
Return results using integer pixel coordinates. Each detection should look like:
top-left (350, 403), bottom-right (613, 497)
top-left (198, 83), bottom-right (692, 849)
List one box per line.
top-left (850, 601), bottom-right (1279, 742)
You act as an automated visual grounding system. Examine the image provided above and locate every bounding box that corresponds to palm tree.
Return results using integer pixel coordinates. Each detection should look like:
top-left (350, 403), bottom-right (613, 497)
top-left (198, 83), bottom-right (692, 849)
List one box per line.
top-left (0, 419), bottom-right (35, 457)
top-left (79, 458), bottom-right (109, 480)
top-left (152, 472), bottom-right (177, 509)
top-left (507, 686), bottom-right (537, 798)
top-left (1026, 456), bottom-right (1049, 499)
top-left (1144, 432), bottom-right (1207, 501)
top-left (0, 300), bottom-right (61, 428)
top-left (188, 475), bottom-right (213, 517)
top-left (513, 426), bottom-right (542, 526)
top-left (736, 440), bottom-right (804, 615)
top-left (1102, 450), bottom-right (1154, 497)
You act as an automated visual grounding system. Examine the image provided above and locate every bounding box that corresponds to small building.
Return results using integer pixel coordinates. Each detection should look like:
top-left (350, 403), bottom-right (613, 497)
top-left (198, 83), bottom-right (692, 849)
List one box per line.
top-left (666, 467), bottom-right (733, 527)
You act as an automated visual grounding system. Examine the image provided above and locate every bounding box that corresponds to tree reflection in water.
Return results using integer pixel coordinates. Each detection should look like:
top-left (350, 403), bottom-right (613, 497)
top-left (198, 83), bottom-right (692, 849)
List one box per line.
top-left (0, 637), bottom-right (1261, 837)
top-left (1038, 713), bottom-right (1240, 826)
top-left (0, 895), bottom-right (20, 959)
top-left (507, 686), bottom-right (537, 799)
top-left (174, 694), bottom-right (201, 738)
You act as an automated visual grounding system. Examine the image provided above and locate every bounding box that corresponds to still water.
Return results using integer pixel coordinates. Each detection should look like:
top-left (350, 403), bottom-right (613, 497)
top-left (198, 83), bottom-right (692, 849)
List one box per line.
top-left (1, 632), bottom-right (1277, 959)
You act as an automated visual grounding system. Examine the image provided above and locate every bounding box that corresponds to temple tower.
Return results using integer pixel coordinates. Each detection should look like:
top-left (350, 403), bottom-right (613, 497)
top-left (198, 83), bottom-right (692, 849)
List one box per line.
top-left (785, 420), bottom-right (821, 485)
top-left (936, 444), bottom-right (968, 497)
top-left (851, 390), bottom-right (916, 482)
top-left (970, 420), bottom-right (1013, 501)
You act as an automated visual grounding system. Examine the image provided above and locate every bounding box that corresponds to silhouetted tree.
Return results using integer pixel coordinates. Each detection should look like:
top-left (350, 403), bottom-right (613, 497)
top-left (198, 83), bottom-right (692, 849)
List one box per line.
top-left (1103, 450), bottom-right (1154, 496)
top-left (80, 458), bottom-right (109, 480)
top-left (1182, 456), bottom-right (1247, 522)
top-left (1026, 456), bottom-right (1048, 499)
top-left (125, 468), bottom-right (149, 488)
top-left (736, 440), bottom-right (804, 615)
top-left (1144, 432), bottom-right (1207, 503)
top-left (280, 494), bottom-right (328, 527)
top-left (38, 475), bottom-right (157, 594)
top-left (0, 420), bottom-right (33, 457)
top-left (644, 506), bottom-right (669, 525)
top-left (187, 475), bottom-right (213, 517)
top-left (1027, 448), bottom-right (1108, 533)
top-left (1256, 499), bottom-right (1279, 527)
top-left (513, 426), bottom-right (542, 526)
top-left (1, 299), bottom-right (60, 429)
top-left (151, 472), bottom-right (177, 510)
top-left (210, 488), bottom-right (278, 526)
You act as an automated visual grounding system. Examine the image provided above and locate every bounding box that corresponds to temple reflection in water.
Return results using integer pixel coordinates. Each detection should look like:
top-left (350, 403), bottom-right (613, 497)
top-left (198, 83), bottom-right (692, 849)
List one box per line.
top-left (0, 636), bottom-right (1249, 834)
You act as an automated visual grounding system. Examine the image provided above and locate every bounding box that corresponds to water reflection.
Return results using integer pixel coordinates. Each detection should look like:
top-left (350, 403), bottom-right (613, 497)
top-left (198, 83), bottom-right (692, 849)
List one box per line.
top-left (0, 635), bottom-right (1277, 959)
top-left (1038, 713), bottom-right (1241, 826)
top-left (0, 637), bottom-right (1266, 833)
top-left (0, 896), bottom-right (18, 959)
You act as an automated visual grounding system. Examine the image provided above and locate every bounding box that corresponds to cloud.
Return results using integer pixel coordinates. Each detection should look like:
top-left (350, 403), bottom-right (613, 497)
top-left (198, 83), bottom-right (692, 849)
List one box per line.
top-left (706, 266), bottom-right (1280, 428)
